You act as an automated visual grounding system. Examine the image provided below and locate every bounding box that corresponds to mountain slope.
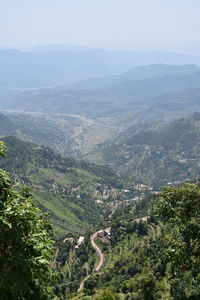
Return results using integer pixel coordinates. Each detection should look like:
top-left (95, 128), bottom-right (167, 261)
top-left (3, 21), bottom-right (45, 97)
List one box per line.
top-left (86, 113), bottom-right (200, 187)
top-left (69, 183), bottom-right (200, 299)
top-left (0, 137), bottom-right (125, 237)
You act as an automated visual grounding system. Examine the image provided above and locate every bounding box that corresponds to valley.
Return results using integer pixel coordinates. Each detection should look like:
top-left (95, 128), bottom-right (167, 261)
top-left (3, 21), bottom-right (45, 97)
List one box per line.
top-left (0, 109), bottom-right (119, 157)
top-left (0, 52), bottom-right (200, 300)
top-left (0, 64), bottom-right (200, 161)
top-left (1, 1), bottom-right (200, 299)
top-left (0, 136), bottom-right (154, 238)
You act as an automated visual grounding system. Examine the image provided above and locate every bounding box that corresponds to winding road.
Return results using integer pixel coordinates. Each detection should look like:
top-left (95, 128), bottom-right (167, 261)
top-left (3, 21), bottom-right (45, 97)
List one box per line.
top-left (91, 232), bottom-right (105, 272)
top-left (77, 231), bottom-right (105, 292)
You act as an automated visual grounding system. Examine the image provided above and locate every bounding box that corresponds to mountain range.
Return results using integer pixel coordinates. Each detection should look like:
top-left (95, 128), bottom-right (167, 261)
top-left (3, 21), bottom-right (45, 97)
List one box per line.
top-left (1, 64), bottom-right (200, 159)
top-left (1, 52), bottom-right (200, 299)
top-left (1, 64), bottom-right (200, 123)
top-left (1, 48), bottom-right (200, 88)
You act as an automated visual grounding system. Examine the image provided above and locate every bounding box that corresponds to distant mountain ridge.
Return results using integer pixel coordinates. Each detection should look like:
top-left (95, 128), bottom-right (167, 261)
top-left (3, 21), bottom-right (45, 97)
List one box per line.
top-left (1, 64), bottom-right (200, 125)
top-left (1, 48), bottom-right (200, 88)
top-left (1, 64), bottom-right (200, 160)
top-left (65, 64), bottom-right (199, 90)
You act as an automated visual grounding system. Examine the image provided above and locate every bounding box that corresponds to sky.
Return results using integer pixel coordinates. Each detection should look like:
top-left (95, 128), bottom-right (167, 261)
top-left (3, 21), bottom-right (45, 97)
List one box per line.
top-left (0, 0), bottom-right (200, 53)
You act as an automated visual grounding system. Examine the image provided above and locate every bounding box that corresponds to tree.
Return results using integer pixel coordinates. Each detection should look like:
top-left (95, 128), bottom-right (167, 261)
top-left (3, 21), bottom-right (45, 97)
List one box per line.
top-left (156, 184), bottom-right (200, 271)
top-left (0, 142), bottom-right (56, 299)
top-left (124, 272), bottom-right (157, 300)
top-left (156, 184), bottom-right (200, 299)
top-left (84, 276), bottom-right (98, 295)
top-left (98, 289), bottom-right (117, 300)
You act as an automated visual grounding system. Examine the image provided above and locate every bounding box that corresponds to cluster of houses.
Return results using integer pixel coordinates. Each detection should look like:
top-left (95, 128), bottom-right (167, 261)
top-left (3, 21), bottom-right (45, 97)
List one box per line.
top-left (97, 227), bottom-right (111, 240)
top-left (63, 227), bottom-right (111, 249)
top-left (63, 236), bottom-right (85, 249)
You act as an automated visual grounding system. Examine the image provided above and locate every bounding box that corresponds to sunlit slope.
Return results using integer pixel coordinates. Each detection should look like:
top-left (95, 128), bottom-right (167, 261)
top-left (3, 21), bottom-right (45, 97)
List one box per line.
top-left (87, 113), bottom-right (200, 187)
top-left (0, 137), bottom-right (124, 237)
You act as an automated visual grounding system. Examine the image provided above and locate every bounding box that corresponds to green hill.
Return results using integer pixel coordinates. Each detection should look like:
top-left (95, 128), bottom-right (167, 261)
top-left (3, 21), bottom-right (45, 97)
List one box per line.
top-left (86, 113), bottom-right (200, 187)
top-left (0, 137), bottom-right (125, 237)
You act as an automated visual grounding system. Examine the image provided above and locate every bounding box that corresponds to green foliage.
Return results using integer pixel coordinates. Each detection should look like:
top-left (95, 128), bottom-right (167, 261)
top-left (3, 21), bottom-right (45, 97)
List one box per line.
top-left (0, 141), bottom-right (6, 157)
top-left (123, 272), bottom-right (157, 299)
top-left (98, 288), bottom-right (117, 300)
top-left (0, 145), bottom-right (56, 299)
top-left (156, 184), bottom-right (200, 270)
top-left (156, 183), bottom-right (200, 299)
top-left (83, 276), bottom-right (97, 295)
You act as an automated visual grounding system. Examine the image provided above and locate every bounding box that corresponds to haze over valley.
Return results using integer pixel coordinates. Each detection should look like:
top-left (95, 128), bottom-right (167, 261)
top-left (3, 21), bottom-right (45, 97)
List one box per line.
top-left (1, 1), bottom-right (200, 299)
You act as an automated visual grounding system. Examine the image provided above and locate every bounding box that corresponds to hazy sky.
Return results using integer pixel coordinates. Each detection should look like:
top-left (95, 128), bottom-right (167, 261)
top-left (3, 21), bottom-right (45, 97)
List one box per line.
top-left (1, 0), bottom-right (200, 53)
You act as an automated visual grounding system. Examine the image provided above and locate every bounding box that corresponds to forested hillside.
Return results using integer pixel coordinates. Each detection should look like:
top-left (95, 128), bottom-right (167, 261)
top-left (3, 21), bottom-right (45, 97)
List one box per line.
top-left (1, 135), bottom-right (199, 299)
top-left (86, 113), bottom-right (200, 187)
top-left (0, 137), bottom-right (126, 237)
top-left (69, 183), bottom-right (200, 300)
